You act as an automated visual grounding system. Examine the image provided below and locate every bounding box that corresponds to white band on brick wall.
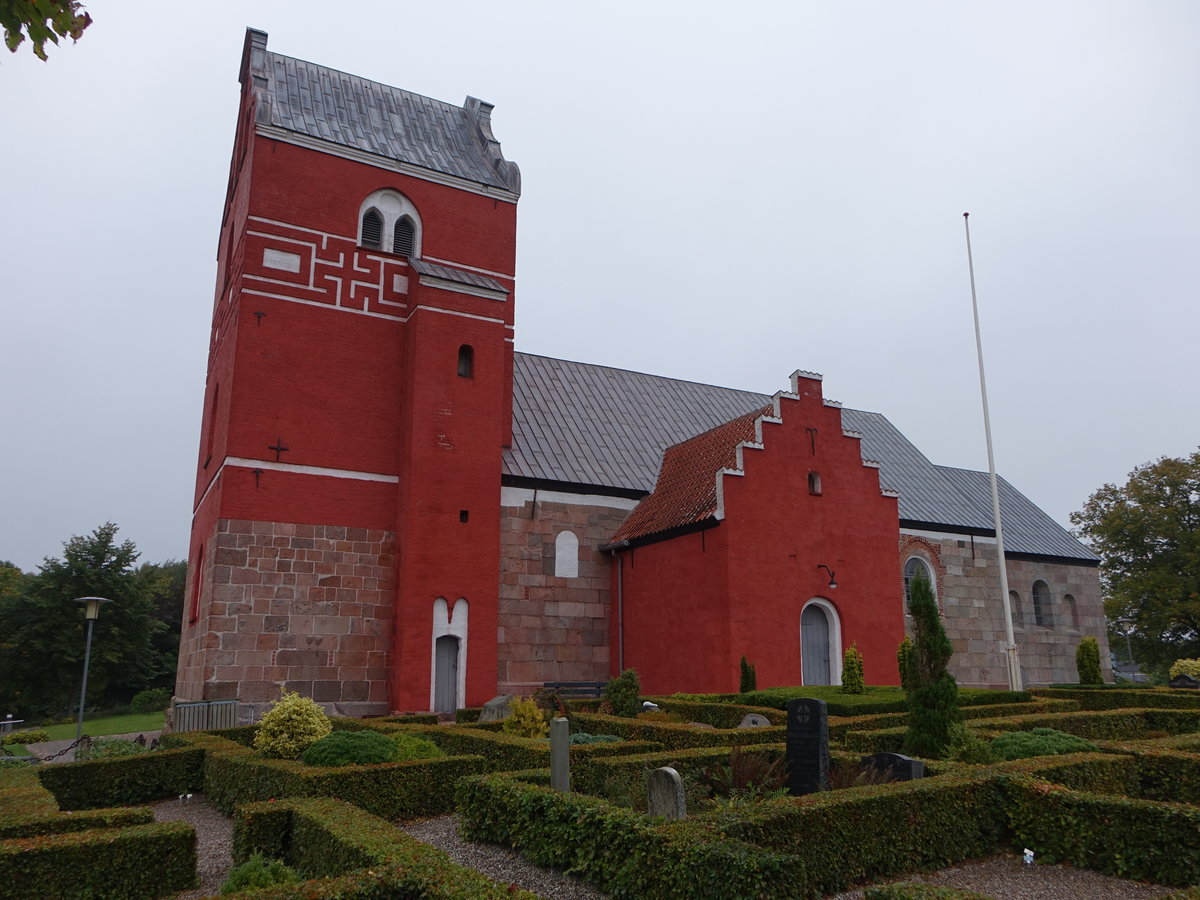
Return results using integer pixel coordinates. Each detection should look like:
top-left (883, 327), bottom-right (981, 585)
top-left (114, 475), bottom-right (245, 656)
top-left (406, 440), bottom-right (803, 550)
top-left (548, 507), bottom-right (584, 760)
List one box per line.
top-left (225, 457), bottom-right (399, 483)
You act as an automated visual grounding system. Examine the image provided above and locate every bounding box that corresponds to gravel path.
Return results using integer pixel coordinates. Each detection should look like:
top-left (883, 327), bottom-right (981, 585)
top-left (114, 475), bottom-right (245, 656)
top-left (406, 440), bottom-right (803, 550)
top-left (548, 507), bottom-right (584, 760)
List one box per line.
top-left (402, 814), bottom-right (610, 899)
top-left (151, 794), bottom-right (233, 900)
top-left (826, 853), bottom-right (1176, 899)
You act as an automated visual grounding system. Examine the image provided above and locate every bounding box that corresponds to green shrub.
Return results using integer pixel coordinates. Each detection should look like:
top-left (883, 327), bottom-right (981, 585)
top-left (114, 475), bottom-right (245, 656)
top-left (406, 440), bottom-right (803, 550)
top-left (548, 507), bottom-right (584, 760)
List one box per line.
top-left (897, 636), bottom-right (915, 693)
top-left (990, 728), bottom-right (1098, 761)
top-left (865, 885), bottom-right (994, 899)
top-left (1076, 637), bottom-right (1103, 685)
top-left (604, 668), bottom-right (642, 718)
top-left (903, 574), bottom-right (959, 759)
top-left (253, 689), bottom-right (332, 759)
top-left (37, 747), bottom-right (205, 810)
top-left (301, 730), bottom-right (399, 767)
top-left (1, 730), bottom-right (48, 746)
top-left (130, 688), bottom-right (172, 715)
top-left (393, 733), bottom-right (445, 760)
top-left (569, 733), bottom-right (621, 745)
top-left (739, 656), bottom-right (757, 693)
top-left (502, 697), bottom-right (548, 739)
top-left (86, 737), bottom-right (151, 759)
top-left (1170, 658), bottom-right (1200, 680)
top-left (220, 852), bottom-right (300, 894)
top-left (948, 723), bottom-right (995, 765)
top-left (842, 644), bottom-right (866, 694)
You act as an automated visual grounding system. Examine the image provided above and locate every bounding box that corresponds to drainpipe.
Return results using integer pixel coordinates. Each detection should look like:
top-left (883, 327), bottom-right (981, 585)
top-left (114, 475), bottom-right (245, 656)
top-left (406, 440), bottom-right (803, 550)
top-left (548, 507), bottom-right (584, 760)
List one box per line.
top-left (607, 541), bottom-right (630, 672)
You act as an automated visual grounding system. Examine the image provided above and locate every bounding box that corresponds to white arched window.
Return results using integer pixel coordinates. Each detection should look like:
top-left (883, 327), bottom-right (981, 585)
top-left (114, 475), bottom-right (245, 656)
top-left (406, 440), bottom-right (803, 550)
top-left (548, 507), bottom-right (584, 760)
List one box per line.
top-left (554, 531), bottom-right (579, 578)
top-left (1009, 590), bottom-right (1024, 629)
top-left (903, 556), bottom-right (936, 611)
top-left (358, 190), bottom-right (422, 258)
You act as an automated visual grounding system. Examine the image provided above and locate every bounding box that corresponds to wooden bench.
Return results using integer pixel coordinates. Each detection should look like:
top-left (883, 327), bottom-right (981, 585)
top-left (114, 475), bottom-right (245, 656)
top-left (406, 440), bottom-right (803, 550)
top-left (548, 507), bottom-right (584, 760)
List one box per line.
top-left (542, 681), bottom-right (607, 698)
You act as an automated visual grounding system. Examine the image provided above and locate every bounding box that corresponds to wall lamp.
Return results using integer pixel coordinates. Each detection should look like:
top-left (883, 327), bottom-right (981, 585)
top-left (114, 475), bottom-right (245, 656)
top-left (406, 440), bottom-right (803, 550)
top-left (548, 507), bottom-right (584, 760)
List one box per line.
top-left (817, 565), bottom-right (837, 590)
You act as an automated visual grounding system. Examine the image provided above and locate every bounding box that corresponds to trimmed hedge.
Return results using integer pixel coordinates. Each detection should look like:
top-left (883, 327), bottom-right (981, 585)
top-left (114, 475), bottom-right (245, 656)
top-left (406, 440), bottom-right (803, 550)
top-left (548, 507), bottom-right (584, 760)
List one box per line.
top-left (457, 773), bottom-right (804, 899)
top-left (987, 751), bottom-right (1139, 797)
top-left (36, 747), bottom-right (205, 810)
top-left (0, 821), bottom-right (196, 900)
top-left (203, 741), bottom-right (488, 820)
top-left (1033, 687), bottom-right (1200, 710)
top-left (647, 697), bottom-right (787, 728)
top-left (0, 805), bottom-right (153, 841)
top-left (676, 687), bottom-right (1032, 716)
top-left (228, 797), bottom-right (541, 899)
top-left (828, 701), bottom-right (1080, 744)
top-left (572, 743), bottom-right (785, 803)
top-left (973, 708), bottom-right (1200, 741)
top-left (572, 711), bottom-right (787, 750)
top-left (1002, 774), bottom-right (1200, 885)
top-left (865, 885), bottom-right (995, 900)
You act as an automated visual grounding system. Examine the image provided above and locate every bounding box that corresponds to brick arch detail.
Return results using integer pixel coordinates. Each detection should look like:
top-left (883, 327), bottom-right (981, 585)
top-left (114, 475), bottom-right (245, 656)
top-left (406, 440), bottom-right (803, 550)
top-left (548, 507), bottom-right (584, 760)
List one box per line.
top-left (898, 534), bottom-right (946, 605)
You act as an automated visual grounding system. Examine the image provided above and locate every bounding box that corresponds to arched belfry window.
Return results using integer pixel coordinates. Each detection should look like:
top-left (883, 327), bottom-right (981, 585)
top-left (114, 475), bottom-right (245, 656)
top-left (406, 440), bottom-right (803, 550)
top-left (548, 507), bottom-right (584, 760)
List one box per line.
top-left (1032, 580), bottom-right (1051, 627)
top-left (457, 345), bottom-right (474, 378)
top-left (357, 190), bottom-right (422, 257)
top-left (360, 209), bottom-right (383, 250)
top-left (393, 216), bottom-right (416, 257)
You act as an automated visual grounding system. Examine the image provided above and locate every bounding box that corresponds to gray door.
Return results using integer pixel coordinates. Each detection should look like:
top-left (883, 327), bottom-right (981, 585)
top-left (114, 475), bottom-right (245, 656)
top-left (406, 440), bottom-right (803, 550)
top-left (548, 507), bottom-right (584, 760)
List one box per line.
top-left (434, 635), bottom-right (459, 712)
top-left (801, 605), bottom-right (831, 685)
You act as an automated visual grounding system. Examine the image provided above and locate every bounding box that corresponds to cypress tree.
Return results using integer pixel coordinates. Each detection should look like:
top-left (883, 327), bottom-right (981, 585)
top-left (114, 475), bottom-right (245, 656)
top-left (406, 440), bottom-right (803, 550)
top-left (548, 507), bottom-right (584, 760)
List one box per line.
top-left (903, 574), bottom-right (960, 758)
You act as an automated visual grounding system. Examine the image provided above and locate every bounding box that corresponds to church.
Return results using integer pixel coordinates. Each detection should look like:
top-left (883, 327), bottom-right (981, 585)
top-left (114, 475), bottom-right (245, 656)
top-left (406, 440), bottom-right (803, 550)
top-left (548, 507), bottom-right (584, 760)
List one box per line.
top-left (173, 30), bottom-right (1109, 720)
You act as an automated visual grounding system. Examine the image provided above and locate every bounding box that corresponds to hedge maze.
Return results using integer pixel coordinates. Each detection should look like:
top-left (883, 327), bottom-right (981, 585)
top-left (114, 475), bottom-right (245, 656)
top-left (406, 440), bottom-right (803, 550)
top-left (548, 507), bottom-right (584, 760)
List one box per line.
top-left (2, 686), bottom-right (1199, 899)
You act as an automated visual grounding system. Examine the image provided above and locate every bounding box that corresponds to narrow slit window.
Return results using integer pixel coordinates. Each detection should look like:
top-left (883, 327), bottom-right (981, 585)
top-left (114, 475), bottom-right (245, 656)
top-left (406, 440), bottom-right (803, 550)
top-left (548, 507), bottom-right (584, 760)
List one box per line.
top-left (457, 345), bottom-right (474, 378)
top-left (808, 471), bottom-right (822, 495)
top-left (361, 209), bottom-right (383, 249)
top-left (393, 216), bottom-right (416, 257)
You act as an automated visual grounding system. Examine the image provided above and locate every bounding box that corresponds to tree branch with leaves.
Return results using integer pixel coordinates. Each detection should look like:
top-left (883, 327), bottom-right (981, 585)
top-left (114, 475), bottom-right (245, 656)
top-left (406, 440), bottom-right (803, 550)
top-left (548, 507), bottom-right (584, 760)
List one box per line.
top-left (1, 0), bottom-right (90, 60)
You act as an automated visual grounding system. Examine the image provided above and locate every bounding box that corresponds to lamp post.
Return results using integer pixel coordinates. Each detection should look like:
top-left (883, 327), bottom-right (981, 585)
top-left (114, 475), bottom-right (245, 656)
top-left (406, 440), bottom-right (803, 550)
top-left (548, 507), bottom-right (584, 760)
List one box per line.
top-left (1115, 617), bottom-right (1136, 672)
top-left (75, 597), bottom-right (112, 739)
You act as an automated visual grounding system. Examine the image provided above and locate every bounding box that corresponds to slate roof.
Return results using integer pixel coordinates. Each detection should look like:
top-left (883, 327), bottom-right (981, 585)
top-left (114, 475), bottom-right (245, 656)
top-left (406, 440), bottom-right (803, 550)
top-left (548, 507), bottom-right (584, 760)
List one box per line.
top-left (244, 32), bottom-right (520, 194)
top-left (506, 353), bottom-right (1097, 562)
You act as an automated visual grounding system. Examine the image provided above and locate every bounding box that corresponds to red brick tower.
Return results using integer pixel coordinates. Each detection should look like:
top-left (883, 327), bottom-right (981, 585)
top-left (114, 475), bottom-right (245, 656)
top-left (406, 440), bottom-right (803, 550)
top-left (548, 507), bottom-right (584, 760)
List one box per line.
top-left (175, 29), bottom-right (520, 718)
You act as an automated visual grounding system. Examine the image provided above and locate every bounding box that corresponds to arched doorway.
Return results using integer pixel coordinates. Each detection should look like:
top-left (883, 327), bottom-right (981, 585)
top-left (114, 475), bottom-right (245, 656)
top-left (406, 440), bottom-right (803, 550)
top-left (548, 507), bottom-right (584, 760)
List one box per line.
top-left (800, 598), bottom-right (842, 686)
top-left (434, 635), bottom-right (460, 713)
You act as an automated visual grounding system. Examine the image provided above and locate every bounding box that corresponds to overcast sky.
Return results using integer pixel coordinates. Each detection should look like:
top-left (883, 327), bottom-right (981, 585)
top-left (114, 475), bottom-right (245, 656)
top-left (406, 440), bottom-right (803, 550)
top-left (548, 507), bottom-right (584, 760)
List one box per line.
top-left (2, 1), bottom-right (1197, 572)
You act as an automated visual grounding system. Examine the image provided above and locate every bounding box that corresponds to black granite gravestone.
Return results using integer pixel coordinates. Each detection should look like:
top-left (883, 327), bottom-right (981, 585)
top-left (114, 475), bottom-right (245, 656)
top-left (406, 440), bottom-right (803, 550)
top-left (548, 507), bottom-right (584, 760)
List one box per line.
top-left (1169, 673), bottom-right (1200, 689)
top-left (786, 697), bottom-right (829, 795)
top-left (860, 751), bottom-right (924, 782)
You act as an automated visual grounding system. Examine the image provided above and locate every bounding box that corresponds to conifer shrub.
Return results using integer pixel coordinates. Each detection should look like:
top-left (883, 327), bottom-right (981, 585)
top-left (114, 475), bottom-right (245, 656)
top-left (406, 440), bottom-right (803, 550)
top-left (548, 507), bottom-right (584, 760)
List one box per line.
top-left (947, 723), bottom-right (995, 764)
top-left (739, 656), bottom-right (757, 693)
top-left (219, 853), bottom-right (300, 895)
top-left (990, 727), bottom-right (1098, 761)
top-left (300, 730), bottom-right (399, 767)
top-left (1076, 637), bottom-right (1103, 685)
top-left (252, 689), bottom-right (332, 759)
top-left (392, 732), bottom-right (445, 760)
top-left (903, 575), bottom-right (960, 759)
top-left (897, 636), bottom-right (914, 693)
top-left (1170, 658), bottom-right (1200, 680)
top-left (129, 688), bottom-right (172, 714)
top-left (842, 643), bottom-right (866, 694)
top-left (501, 697), bottom-right (548, 738)
top-left (603, 668), bottom-right (642, 718)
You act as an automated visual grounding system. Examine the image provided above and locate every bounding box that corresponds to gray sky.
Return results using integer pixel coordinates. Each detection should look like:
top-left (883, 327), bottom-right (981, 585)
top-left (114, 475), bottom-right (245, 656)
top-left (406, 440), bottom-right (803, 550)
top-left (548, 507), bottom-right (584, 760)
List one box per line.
top-left (3, 1), bottom-right (1197, 572)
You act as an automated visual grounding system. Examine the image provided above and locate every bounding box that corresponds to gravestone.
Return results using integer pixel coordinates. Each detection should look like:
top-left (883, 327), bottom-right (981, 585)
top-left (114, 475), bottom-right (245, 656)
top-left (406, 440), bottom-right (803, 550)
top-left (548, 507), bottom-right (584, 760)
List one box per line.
top-left (647, 766), bottom-right (686, 819)
top-left (1169, 674), bottom-right (1200, 690)
top-left (549, 716), bottom-right (570, 792)
top-left (478, 694), bottom-right (515, 722)
top-left (641, 701), bottom-right (661, 713)
top-left (737, 713), bottom-right (771, 729)
top-left (786, 697), bottom-right (829, 795)
top-left (860, 751), bottom-right (924, 782)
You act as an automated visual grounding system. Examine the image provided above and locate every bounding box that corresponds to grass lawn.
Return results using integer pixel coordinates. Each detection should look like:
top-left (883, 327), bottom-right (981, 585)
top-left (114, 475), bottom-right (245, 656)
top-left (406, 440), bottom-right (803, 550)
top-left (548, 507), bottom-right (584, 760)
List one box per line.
top-left (39, 711), bottom-right (166, 741)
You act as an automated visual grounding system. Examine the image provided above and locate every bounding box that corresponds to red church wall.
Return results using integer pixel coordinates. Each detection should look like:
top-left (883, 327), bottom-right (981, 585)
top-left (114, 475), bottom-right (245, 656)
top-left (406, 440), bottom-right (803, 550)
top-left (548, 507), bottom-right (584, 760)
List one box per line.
top-left (613, 374), bottom-right (903, 695)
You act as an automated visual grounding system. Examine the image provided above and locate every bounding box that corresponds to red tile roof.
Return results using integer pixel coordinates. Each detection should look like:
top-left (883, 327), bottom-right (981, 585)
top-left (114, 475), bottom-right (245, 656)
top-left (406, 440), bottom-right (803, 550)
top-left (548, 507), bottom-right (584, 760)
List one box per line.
top-left (610, 405), bottom-right (772, 544)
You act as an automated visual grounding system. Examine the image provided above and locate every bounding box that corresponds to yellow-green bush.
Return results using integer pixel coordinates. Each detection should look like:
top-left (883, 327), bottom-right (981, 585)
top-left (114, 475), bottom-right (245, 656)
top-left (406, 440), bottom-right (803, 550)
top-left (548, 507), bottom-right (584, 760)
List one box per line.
top-left (501, 697), bottom-right (548, 739)
top-left (253, 690), bottom-right (332, 759)
top-left (842, 644), bottom-right (866, 694)
top-left (1170, 659), bottom-right (1200, 680)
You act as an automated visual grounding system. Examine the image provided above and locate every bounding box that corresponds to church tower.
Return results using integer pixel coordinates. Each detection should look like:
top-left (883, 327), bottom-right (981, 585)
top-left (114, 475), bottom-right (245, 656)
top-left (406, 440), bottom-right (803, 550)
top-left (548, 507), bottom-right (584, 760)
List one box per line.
top-left (175, 30), bottom-right (520, 717)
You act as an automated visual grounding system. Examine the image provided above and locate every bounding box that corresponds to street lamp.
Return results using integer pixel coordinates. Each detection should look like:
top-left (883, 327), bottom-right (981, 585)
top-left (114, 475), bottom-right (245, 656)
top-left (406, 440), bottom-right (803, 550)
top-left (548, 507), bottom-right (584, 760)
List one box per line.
top-left (1115, 617), bottom-right (1136, 673)
top-left (74, 597), bottom-right (112, 739)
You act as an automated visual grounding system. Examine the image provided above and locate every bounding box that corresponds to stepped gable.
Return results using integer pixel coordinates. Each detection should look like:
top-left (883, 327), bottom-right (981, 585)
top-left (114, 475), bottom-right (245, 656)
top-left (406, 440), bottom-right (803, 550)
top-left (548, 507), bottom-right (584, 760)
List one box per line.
top-left (241, 29), bottom-right (521, 194)
top-left (610, 406), bottom-right (771, 543)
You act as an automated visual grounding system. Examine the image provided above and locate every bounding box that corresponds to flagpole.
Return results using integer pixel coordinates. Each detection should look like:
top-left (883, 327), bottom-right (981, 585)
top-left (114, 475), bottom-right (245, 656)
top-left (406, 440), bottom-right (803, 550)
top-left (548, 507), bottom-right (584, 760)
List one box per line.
top-left (963, 213), bottom-right (1022, 691)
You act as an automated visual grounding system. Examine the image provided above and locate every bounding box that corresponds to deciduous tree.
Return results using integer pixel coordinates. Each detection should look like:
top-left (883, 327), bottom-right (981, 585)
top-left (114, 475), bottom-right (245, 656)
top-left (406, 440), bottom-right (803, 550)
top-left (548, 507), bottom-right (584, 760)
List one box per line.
top-left (1071, 450), bottom-right (1200, 676)
top-left (1, 0), bottom-right (90, 60)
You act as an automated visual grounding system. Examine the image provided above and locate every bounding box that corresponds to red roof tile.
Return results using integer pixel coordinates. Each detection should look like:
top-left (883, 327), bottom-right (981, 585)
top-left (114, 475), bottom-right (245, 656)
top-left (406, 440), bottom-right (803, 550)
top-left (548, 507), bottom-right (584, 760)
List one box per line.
top-left (610, 405), bottom-right (772, 544)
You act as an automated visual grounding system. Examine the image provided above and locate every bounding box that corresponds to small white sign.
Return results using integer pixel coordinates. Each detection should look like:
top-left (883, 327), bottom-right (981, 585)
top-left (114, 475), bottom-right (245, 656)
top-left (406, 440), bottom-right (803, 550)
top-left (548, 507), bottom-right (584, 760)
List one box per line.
top-left (263, 248), bottom-right (302, 273)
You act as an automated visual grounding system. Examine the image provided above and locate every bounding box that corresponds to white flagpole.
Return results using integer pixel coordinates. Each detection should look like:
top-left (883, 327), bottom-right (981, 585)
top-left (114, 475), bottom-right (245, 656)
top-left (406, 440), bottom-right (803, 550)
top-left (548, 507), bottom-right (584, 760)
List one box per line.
top-left (963, 213), bottom-right (1022, 691)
